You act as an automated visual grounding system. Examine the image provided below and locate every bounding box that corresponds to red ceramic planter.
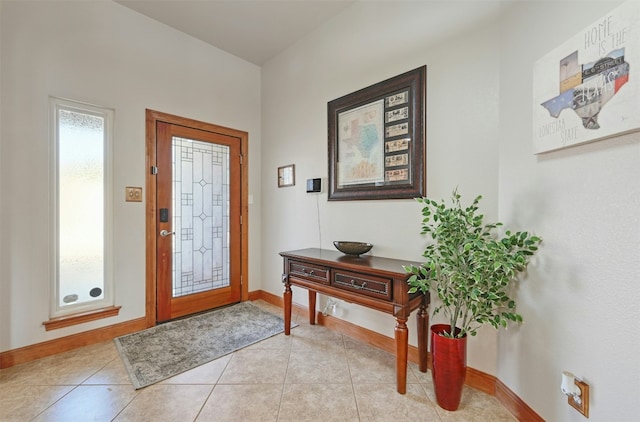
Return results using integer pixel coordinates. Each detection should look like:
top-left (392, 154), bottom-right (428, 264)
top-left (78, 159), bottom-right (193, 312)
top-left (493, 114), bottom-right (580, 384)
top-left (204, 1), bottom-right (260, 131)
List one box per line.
top-left (430, 324), bottom-right (467, 411)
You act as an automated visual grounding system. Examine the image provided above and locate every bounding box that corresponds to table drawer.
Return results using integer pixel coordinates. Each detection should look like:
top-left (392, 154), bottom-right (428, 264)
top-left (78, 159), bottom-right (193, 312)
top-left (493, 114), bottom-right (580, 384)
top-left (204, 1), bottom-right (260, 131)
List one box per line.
top-left (332, 270), bottom-right (392, 301)
top-left (288, 260), bottom-right (330, 285)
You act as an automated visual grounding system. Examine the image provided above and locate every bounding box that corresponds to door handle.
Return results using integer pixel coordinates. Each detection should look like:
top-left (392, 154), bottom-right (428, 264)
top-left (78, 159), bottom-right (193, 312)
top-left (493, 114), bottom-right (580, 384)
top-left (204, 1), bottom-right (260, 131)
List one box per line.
top-left (160, 230), bottom-right (175, 237)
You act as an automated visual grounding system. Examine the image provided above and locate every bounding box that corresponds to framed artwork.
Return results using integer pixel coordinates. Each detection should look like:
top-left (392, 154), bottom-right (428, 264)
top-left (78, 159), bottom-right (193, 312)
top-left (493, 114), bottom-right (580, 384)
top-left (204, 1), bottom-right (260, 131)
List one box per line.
top-left (277, 164), bottom-right (295, 187)
top-left (328, 66), bottom-right (426, 200)
top-left (533, 1), bottom-right (640, 154)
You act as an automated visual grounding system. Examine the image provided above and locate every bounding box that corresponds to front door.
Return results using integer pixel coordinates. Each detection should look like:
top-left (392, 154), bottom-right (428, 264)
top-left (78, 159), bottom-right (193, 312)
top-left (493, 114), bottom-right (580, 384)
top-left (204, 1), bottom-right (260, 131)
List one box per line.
top-left (151, 114), bottom-right (245, 322)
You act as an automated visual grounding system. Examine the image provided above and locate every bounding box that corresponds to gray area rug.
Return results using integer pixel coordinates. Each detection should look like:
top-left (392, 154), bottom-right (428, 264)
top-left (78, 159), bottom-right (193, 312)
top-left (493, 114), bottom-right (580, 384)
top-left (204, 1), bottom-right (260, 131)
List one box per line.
top-left (114, 301), bottom-right (291, 389)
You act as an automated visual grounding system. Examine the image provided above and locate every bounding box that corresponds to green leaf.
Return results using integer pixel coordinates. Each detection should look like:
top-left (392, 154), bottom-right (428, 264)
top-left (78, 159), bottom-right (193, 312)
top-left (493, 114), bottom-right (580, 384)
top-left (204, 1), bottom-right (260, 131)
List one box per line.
top-left (407, 188), bottom-right (539, 337)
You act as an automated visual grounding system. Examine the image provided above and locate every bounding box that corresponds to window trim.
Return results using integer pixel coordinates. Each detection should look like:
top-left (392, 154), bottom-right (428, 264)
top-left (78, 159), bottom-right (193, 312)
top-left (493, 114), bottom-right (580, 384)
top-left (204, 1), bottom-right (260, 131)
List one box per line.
top-left (48, 97), bottom-right (115, 320)
top-left (43, 306), bottom-right (121, 331)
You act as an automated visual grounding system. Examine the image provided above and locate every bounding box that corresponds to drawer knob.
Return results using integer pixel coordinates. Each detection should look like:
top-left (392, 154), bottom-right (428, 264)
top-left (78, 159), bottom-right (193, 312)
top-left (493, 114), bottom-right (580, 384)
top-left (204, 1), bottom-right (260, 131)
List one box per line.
top-left (304, 269), bottom-right (315, 275)
top-left (350, 279), bottom-right (367, 289)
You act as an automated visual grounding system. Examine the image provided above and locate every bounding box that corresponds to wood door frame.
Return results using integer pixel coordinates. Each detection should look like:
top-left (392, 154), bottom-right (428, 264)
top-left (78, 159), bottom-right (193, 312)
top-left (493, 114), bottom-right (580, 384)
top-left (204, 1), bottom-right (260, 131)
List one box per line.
top-left (145, 109), bottom-right (249, 327)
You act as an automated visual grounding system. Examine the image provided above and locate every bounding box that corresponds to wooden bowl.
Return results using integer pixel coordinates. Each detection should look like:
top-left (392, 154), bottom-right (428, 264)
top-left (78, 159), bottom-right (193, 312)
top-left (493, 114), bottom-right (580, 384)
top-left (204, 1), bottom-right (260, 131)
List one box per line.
top-left (333, 241), bottom-right (373, 256)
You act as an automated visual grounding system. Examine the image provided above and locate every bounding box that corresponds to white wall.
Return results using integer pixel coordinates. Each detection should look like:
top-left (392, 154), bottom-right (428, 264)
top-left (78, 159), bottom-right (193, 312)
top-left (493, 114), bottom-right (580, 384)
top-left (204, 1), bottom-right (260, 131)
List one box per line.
top-left (0, 2), bottom-right (4, 348)
top-left (261, 1), bottom-right (504, 376)
top-left (497, 1), bottom-right (639, 421)
top-left (0, 0), bottom-right (262, 350)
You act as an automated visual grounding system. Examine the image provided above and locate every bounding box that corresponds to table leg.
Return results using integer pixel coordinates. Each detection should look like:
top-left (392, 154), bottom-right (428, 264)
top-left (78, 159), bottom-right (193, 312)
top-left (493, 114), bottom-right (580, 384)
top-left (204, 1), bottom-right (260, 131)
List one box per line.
top-left (417, 299), bottom-right (429, 372)
top-left (395, 317), bottom-right (408, 394)
top-left (283, 274), bottom-right (292, 336)
top-left (308, 290), bottom-right (316, 325)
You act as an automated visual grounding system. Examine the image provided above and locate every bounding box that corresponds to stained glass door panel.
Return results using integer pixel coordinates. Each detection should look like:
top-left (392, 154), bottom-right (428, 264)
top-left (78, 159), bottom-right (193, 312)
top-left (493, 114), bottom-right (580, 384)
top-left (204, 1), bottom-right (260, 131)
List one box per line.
top-left (172, 137), bottom-right (229, 297)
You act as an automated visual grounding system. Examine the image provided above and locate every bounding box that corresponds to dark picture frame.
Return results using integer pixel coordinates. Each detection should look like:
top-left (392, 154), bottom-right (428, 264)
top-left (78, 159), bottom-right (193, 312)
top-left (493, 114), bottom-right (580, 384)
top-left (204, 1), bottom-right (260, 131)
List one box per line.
top-left (328, 66), bottom-right (426, 200)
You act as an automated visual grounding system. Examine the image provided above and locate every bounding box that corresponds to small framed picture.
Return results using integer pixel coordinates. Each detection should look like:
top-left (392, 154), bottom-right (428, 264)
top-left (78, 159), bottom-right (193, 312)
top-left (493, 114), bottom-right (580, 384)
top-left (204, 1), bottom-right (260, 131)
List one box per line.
top-left (277, 164), bottom-right (295, 187)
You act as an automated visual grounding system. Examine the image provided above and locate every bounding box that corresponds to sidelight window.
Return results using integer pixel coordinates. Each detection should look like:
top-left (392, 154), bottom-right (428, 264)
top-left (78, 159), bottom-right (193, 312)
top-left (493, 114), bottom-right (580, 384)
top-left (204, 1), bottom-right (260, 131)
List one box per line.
top-left (50, 97), bottom-right (114, 317)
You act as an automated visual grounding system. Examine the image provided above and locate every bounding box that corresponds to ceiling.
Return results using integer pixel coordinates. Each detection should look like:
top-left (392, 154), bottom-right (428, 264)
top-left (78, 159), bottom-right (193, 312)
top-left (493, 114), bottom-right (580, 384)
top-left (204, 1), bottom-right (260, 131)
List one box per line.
top-left (115, 0), bottom-right (356, 66)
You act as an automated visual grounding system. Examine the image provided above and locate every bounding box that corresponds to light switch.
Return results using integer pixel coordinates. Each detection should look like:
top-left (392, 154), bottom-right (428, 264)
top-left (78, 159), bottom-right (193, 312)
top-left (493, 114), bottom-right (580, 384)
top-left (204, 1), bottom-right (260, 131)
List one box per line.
top-left (126, 187), bottom-right (143, 202)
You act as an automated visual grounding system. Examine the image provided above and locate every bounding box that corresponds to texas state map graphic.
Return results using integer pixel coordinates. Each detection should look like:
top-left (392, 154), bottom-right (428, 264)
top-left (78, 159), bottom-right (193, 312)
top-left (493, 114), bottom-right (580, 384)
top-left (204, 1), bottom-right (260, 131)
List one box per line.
top-left (540, 48), bottom-right (629, 130)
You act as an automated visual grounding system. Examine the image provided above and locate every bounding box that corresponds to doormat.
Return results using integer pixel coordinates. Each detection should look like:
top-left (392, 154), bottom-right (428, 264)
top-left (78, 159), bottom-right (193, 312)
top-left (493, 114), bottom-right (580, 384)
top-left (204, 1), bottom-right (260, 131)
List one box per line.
top-left (114, 301), bottom-right (293, 389)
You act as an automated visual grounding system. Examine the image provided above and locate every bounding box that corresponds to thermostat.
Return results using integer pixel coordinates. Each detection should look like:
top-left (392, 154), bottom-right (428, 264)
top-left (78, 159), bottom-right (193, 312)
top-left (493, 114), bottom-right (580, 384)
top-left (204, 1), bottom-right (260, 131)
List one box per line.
top-left (306, 178), bottom-right (321, 193)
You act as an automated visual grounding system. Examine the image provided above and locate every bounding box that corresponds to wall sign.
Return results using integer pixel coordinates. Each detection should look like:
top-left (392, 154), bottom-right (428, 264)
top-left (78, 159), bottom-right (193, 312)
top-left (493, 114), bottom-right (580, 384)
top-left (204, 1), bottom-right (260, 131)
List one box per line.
top-left (533, 1), bottom-right (640, 154)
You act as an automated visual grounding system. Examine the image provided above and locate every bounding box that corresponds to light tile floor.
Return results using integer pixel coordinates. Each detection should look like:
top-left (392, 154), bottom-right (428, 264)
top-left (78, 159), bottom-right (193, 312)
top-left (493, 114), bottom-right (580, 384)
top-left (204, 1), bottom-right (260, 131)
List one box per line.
top-left (0, 301), bottom-right (517, 421)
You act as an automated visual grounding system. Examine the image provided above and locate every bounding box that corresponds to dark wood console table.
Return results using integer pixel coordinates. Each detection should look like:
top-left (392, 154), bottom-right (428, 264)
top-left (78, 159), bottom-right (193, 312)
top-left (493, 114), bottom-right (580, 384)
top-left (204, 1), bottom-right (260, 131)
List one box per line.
top-left (280, 248), bottom-right (429, 394)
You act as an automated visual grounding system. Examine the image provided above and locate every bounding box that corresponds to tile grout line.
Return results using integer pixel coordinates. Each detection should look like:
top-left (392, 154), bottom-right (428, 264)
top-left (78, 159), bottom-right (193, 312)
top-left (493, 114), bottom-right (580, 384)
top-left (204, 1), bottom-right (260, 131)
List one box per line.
top-left (29, 353), bottom-right (120, 421)
top-left (276, 326), bottom-right (295, 421)
top-left (191, 354), bottom-right (234, 422)
top-left (342, 333), bottom-right (364, 421)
